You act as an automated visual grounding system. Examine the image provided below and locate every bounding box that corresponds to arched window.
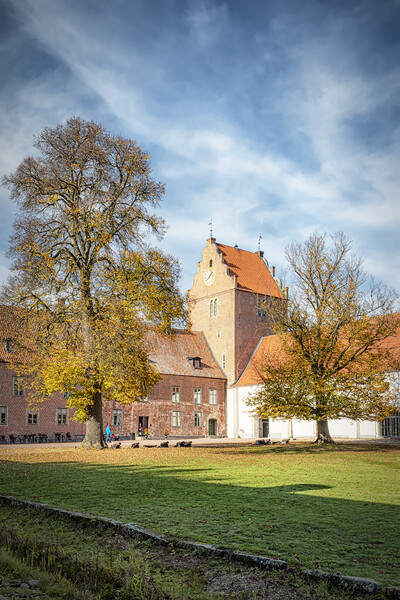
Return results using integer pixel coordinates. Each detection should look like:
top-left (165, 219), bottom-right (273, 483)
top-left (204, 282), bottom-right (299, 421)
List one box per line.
top-left (209, 299), bottom-right (214, 317)
top-left (209, 259), bottom-right (213, 267)
top-left (213, 298), bottom-right (218, 316)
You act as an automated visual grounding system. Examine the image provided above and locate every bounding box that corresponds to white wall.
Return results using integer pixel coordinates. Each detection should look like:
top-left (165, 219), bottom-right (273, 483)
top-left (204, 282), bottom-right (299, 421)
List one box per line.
top-left (227, 385), bottom-right (382, 440)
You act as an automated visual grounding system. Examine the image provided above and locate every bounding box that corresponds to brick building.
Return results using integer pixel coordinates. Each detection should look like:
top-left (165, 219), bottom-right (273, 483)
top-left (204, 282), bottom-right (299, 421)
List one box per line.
top-left (102, 329), bottom-right (226, 439)
top-left (0, 238), bottom-right (286, 442)
top-left (4, 236), bottom-right (395, 443)
top-left (187, 237), bottom-right (285, 385)
top-left (0, 310), bottom-right (226, 441)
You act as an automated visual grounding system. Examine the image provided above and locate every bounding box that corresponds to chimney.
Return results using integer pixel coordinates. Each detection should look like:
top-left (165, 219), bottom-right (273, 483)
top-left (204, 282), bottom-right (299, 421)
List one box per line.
top-left (271, 266), bottom-right (276, 276)
top-left (257, 250), bottom-right (264, 257)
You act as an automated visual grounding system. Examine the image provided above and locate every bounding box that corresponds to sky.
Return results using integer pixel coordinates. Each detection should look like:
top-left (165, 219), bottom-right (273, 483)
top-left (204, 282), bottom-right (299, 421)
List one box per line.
top-left (0, 0), bottom-right (399, 295)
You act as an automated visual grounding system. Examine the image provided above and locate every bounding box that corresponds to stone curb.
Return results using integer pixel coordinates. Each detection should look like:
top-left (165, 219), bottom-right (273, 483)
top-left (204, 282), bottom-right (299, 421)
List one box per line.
top-left (1, 494), bottom-right (398, 597)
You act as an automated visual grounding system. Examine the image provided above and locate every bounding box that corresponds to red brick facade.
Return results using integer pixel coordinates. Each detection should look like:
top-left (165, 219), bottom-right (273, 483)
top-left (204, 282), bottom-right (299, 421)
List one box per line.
top-left (0, 325), bottom-right (226, 442)
top-left (102, 374), bottom-right (226, 439)
top-left (0, 361), bottom-right (85, 441)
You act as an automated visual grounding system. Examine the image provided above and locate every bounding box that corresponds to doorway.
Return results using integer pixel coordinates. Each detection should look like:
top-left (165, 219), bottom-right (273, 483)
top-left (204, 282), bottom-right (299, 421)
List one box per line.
top-left (208, 419), bottom-right (217, 436)
top-left (261, 419), bottom-right (269, 438)
top-left (138, 416), bottom-right (149, 434)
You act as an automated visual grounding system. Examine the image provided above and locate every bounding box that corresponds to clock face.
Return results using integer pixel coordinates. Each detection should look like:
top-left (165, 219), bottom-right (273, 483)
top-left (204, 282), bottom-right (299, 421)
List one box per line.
top-left (204, 268), bottom-right (215, 285)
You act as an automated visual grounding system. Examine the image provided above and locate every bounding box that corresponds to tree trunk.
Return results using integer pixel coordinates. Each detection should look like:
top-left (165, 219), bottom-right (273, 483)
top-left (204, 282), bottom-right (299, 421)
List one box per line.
top-left (315, 419), bottom-right (335, 443)
top-left (82, 391), bottom-right (106, 449)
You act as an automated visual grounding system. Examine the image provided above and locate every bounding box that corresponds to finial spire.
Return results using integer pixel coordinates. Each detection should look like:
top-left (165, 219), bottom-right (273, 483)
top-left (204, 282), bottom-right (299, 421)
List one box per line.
top-left (208, 219), bottom-right (213, 238)
top-left (258, 233), bottom-right (262, 252)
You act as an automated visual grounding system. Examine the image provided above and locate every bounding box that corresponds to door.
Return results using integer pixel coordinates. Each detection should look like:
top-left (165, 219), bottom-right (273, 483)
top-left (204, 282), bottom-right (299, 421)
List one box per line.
top-left (138, 416), bottom-right (149, 434)
top-left (261, 419), bottom-right (269, 438)
top-left (208, 419), bottom-right (217, 436)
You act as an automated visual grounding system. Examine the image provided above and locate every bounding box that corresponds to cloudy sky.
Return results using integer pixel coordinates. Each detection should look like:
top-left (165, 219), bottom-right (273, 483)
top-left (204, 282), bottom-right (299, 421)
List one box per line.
top-left (0, 0), bottom-right (399, 294)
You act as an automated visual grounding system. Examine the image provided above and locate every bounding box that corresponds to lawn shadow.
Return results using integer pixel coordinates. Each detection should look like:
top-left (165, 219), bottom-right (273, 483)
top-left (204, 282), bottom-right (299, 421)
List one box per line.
top-left (0, 453), bottom-right (399, 586)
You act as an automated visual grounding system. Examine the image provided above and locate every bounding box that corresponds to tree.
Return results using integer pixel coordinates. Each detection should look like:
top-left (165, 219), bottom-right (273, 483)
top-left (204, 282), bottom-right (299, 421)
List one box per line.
top-left (247, 232), bottom-right (400, 443)
top-left (2, 117), bottom-right (186, 448)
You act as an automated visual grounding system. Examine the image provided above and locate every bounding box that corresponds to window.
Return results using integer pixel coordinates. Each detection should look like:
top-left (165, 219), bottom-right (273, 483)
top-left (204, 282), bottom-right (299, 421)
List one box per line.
top-left (257, 297), bottom-right (267, 317)
top-left (209, 259), bottom-right (213, 267)
top-left (56, 408), bottom-right (68, 425)
top-left (193, 388), bottom-right (202, 404)
top-left (27, 410), bottom-right (39, 425)
top-left (2, 339), bottom-right (13, 353)
top-left (209, 389), bottom-right (217, 405)
top-left (172, 386), bottom-right (180, 403)
top-left (217, 330), bottom-right (221, 338)
top-left (113, 409), bottom-right (123, 427)
top-left (0, 406), bottom-right (7, 425)
top-left (222, 354), bottom-right (226, 369)
top-left (188, 357), bottom-right (202, 369)
top-left (13, 377), bottom-right (25, 397)
top-left (209, 298), bottom-right (218, 317)
top-left (172, 411), bottom-right (180, 427)
top-left (194, 412), bottom-right (202, 427)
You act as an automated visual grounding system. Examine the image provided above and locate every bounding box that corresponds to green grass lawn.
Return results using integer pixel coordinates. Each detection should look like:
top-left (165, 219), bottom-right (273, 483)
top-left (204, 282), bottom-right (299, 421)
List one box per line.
top-left (0, 443), bottom-right (399, 586)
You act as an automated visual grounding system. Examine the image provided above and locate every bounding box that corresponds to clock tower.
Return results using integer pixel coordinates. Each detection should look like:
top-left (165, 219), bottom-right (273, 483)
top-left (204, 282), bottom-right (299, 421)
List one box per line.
top-left (188, 237), bottom-right (284, 385)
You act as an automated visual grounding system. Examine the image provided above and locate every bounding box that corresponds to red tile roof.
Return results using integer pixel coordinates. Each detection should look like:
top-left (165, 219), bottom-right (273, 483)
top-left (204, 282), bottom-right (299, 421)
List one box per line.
top-left (235, 323), bottom-right (400, 387)
top-left (217, 244), bottom-right (283, 297)
top-left (146, 329), bottom-right (226, 379)
top-left (234, 335), bottom-right (281, 386)
top-left (0, 305), bottom-right (226, 379)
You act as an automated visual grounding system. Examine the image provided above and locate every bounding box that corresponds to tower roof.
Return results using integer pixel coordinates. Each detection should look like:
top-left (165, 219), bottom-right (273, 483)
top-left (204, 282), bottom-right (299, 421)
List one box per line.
top-left (216, 244), bottom-right (283, 297)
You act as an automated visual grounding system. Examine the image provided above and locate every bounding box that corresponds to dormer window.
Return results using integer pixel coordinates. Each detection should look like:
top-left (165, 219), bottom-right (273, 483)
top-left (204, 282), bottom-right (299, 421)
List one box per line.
top-left (2, 339), bottom-right (13, 353)
top-left (188, 356), bottom-right (202, 369)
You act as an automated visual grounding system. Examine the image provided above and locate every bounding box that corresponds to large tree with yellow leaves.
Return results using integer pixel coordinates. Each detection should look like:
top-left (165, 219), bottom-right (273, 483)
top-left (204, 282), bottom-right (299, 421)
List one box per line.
top-left (2, 117), bottom-right (186, 448)
top-left (247, 232), bottom-right (399, 443)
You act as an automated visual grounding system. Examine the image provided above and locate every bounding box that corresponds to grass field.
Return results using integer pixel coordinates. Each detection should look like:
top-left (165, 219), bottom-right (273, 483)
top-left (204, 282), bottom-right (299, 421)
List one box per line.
top-left (0, 443), bottom-right (399, 587)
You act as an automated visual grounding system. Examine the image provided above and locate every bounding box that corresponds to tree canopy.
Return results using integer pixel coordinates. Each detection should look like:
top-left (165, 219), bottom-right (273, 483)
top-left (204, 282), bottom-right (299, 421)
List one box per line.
top-left (247, 232), bottom-right (400, 442)
top-left (2, 117), bottom-right (186, 447)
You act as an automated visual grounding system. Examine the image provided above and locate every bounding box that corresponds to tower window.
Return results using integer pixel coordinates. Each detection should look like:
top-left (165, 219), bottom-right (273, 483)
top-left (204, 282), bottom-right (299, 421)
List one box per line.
top-left (209, 259), bottom-right (213, 267)
top-left (209, 298), bottom-right (218, 317)
top-left (222, 353), bottom-right (226, 369)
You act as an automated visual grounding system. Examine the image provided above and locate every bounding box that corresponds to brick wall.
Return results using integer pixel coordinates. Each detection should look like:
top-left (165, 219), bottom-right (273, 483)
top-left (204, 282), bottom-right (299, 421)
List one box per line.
top-left (0, 360), bottom-right (225, 442)
top-left (0, 361), bottom-right (85, 441)
top-left (102, 373), bottom-right (226, 438)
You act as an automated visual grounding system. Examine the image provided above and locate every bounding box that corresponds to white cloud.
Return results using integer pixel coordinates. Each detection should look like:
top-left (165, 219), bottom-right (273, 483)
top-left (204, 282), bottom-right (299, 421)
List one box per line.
top-left (1, 0), bottom-right (399, 295)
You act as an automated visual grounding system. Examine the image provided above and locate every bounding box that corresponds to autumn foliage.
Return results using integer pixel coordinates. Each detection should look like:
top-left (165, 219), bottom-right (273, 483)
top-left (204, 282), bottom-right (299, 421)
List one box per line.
top-left (2, 117), bottom-right (186, 447)
top-left (247, 232), bottom-right (400, 442)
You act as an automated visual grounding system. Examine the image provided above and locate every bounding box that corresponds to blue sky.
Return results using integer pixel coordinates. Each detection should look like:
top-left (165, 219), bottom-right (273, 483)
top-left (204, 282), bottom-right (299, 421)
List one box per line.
top-left (0, 0), bottom-right (399, 294)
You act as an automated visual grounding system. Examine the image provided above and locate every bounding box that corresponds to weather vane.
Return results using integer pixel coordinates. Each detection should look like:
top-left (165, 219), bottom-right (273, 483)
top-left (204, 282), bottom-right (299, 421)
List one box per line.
top-left (258, 233), bottom-right (262, 252)
top-left (208, 219), bottom-right (213, 238)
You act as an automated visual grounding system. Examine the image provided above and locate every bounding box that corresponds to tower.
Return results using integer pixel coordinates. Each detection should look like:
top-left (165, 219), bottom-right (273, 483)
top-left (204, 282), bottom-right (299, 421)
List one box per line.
top-left (188, 238), bottom-right (284, 385)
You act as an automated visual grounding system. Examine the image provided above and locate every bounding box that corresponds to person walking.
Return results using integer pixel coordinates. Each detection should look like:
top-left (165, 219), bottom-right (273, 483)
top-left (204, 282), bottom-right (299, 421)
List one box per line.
top-left (105, 423), bottom-right (111, 444)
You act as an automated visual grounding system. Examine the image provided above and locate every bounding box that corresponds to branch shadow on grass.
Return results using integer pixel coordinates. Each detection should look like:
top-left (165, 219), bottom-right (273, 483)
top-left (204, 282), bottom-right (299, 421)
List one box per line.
top-left (0, 452), bottom-right (398, 586)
